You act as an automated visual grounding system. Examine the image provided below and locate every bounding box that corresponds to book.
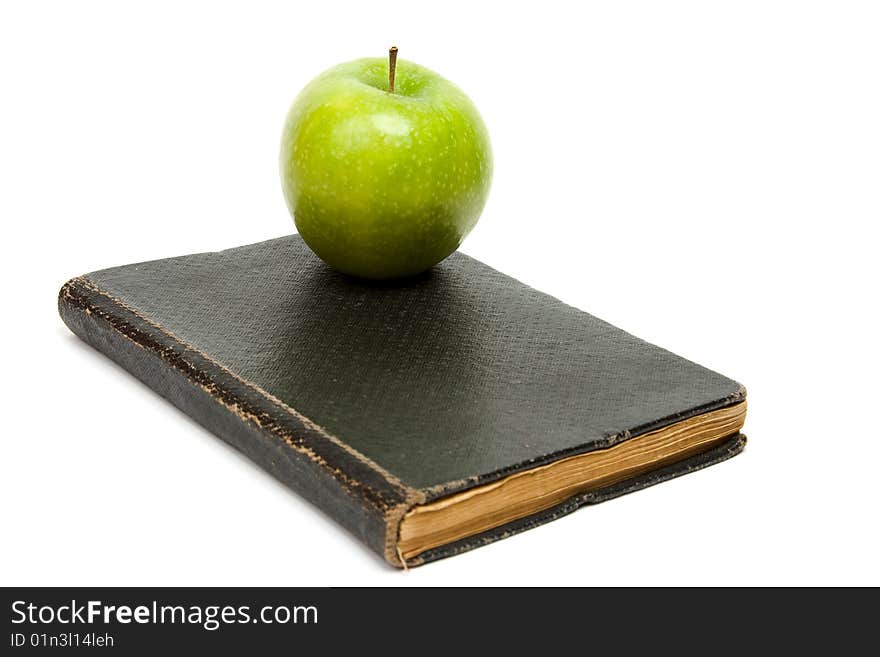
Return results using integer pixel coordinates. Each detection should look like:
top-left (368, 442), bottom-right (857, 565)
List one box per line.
top-left (59, 235), bottom-right (747, 567)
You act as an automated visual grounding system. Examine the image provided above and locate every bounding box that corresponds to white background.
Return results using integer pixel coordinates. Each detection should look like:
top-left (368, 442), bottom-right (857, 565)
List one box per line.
top-left (1, 1), bottom-right (878, 586)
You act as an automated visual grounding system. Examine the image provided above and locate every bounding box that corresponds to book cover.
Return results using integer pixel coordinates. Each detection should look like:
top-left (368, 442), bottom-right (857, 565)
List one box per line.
top-left (59, 235), bottom-right (746, 567)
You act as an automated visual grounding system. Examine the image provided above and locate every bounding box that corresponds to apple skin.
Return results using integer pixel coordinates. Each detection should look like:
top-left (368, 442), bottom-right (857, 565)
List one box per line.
top-left (280, 57), bottom-right (492, 279)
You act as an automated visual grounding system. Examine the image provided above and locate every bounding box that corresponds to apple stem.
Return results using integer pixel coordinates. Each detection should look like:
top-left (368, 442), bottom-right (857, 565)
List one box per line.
top-left (389, 46), bottom-right (398, 93)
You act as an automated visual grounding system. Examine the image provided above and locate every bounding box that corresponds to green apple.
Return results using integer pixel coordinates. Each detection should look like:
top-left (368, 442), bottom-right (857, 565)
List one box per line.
top-left (280, 49), bottom-right (492, 279)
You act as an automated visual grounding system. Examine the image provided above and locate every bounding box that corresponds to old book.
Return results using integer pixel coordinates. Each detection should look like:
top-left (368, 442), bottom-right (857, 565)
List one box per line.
top-left (59, 235), bottom-right (747, 567)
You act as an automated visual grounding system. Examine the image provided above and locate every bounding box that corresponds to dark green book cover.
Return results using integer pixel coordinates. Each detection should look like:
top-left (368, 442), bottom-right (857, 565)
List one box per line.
top-left (59, 235), bottom-right (746, 567)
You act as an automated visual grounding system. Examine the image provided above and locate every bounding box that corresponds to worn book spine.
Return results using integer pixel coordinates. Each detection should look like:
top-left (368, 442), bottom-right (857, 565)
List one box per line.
top-left (59, 276), bottom-right (423, 567)
top-left (59, 276), bottom-right (746, 568)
